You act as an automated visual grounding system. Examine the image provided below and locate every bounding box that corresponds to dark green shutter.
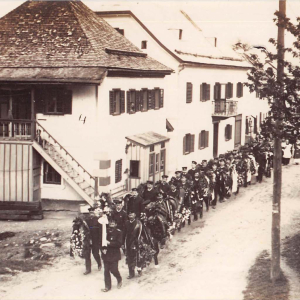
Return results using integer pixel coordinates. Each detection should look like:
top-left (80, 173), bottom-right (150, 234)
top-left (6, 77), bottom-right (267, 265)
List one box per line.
top-left (127, 91), bottom-right (131, 114)
top-left (120, 90), bottom-right (125, 113)
top-left (109, 91), bottom-right (114, 115)
top-left (200, 84), bottom-right (203, 101)
top-left (190, 134), bottom-right (195, 152)
top-left (214, 83), bottom-right (220, 100)
top-left (207, 84), bottom-right (211, 100)
top-left (159, 89), bottom-right (164, 108)
top-left (183, 135), bottom-right (186, 155)
top-left (148, 89), bottom-right (152, 109)
top-left (151, 89), bottom-right (155, 108)
top-left (186, 82), bottom-right (193, 103)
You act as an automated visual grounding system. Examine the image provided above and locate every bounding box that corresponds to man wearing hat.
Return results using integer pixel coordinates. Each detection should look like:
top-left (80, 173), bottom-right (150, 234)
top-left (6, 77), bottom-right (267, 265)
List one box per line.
top-left (188, 161), bottom-right (197, 181)
top-left (111, 199), bottom-right (127, 234)
top-left (182, 166), bottom-right (192, 181)
top-left (142, 180), bottom-right (158, 207)
top-left (127, 188), bottom-right (144, 219)
top-left (173, 171), bottom-right (182, 188)
top-left (101, 218), bottom-right (123, 292)
top-left (217, 158), bottom-right (228, 203)
top-left (123, 211), bottom-right (143, 279)
top-left (84, 205), bottom-right (103, 275)
top-left (157, 175), bottom-right (171, 196)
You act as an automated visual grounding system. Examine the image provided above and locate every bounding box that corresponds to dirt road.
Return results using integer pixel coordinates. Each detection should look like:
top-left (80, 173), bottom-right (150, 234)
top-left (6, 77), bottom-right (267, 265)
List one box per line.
top-left (1, 164), bottom-right (300, 300)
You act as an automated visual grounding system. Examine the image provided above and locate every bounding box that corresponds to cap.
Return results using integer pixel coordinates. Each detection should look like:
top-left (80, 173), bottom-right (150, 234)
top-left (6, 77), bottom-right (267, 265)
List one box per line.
top-left (182, 167), bottom-right (187, 171)
top-left (219, 158), bottom-right (225, 163)
top-left (162, 175), bottom-right (169, 179)
top-left (192, 161), bottom-right (197, 164)
top-left (131, 188), bottom-right (138, 192)
top-left (175, 171), bottom-right (182, 175)
top-left (146, 180), bottom-right (154, 184)
top-left (202, 160), bottom-right (207, 163)
top-left (113, 198), bottom-right (122, 204)
top-left (219, 154), bottom-right (225, 159)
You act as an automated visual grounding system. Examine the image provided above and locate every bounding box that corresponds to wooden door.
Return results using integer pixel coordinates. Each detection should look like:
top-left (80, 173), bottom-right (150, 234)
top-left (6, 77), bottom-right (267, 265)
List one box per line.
top-left (213, 123), bottom-right (219, 158)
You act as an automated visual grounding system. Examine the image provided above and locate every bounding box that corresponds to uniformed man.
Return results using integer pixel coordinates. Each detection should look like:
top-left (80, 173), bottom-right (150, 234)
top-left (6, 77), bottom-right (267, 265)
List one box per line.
top-left (173, 171), bottom-right (182, 188)
top-left (217, 158), bottom-right (228, 203)
top-left (142, 180), bottom-right (158, 207)
top-left (182, 166), bottom-right (192, 181)
top-left (101, 218), bottom-right (123, 293)
top-left (126, 188), bottom-right (144, 218)
top-left (84, 205), bottom-right (103, 275)
top-left (123, 211), bottom-right (143, 279)
top-left (157, 175), bottom-right (171, 196)
top-left (111, 199), bottom-right (127, 233)
top-left (188, 161), bottom-right (197, 181)
top-left (179, 174), bottom-right (192, 225)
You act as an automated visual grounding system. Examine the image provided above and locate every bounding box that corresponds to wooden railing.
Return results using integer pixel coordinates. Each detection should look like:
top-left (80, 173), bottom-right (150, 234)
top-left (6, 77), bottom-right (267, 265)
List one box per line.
top-left (35, 121), bottom-right (95, 198)
top-left (0, 119), bottom-right (34, 140)
top-left (212, 100), bottom-right (238, 117)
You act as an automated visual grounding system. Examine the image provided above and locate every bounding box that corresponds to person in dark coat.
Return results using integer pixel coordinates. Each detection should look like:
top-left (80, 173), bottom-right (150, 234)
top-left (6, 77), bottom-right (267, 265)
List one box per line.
top-left (127, 188), bottom-right (144, 218)
top-left (111, 198), bottom-right (127, 233)
top-left (157, 175), bottom-right (171, 196)
top-left (101, 218), bottom-right (123, 292)
top-left (142, 181), bottom-right (158, 206)
top-left (173, 171), bottom-right (182, 188)
top-left (123, 211), bottom-right (143, 279)
top-left (84, 205), bottom-right (103, 275)
top-left (188, 161), bottom-right (197, 181)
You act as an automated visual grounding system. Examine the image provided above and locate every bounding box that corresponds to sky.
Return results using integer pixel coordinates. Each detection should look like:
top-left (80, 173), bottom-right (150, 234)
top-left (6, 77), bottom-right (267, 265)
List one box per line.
top-left (0, 0), bottom-right (300, 52)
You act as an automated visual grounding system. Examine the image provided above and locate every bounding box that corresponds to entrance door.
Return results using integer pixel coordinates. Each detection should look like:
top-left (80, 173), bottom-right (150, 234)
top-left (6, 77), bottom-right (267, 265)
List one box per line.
top-left (213, 123), bottom-right (219, 158)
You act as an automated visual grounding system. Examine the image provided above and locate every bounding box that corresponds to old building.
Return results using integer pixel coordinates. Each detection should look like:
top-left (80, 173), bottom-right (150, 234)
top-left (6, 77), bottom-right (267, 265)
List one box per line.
top-left (96, 7), bottom-right (270, 174)
top-left (0, 0), bottom-right (172, 212)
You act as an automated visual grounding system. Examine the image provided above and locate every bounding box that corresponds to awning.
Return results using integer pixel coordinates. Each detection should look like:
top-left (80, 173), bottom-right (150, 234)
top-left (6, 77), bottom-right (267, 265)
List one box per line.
top-left (0, 67), bottom-right (107, 84)
top-left (126, 131), bottom-right (169, 147)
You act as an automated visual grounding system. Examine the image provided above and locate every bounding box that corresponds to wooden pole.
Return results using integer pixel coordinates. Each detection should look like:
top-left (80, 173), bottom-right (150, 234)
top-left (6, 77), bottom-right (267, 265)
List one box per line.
top-left (271, 0), bottom-right (286, 282)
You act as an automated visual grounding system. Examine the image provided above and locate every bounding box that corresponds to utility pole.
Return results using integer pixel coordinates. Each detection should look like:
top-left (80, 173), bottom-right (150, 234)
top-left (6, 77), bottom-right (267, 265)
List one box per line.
top-left (271, 0), bottom-right (286, 282)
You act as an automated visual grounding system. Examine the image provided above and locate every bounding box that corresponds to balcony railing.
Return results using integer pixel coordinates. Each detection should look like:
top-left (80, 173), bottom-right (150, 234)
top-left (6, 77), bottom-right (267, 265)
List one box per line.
top-left (0, 119), bottom-right (35, 140)
top-left (212, 100), bottom-right (238, 117)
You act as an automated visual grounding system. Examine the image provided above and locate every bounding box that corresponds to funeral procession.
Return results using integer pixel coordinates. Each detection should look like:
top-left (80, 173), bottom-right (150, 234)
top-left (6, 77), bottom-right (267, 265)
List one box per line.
top-left (1, 1), bottom-right (300, 300)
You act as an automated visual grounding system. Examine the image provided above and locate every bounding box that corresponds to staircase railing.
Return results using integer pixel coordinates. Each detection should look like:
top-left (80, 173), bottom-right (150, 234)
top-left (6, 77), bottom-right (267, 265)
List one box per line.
top-left (0, 119), bottom-right (34, 140)
top-left (35, 121), bottom-right (95, 199)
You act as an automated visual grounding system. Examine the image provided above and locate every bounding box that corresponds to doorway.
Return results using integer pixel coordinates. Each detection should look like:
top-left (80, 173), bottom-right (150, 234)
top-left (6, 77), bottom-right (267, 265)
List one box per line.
top-left (213, 122), bottom-right (219, 158)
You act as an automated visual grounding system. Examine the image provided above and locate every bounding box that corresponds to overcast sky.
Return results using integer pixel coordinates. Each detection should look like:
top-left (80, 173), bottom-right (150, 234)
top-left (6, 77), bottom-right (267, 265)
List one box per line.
top-left (0, 0), bottom-right (300, 51)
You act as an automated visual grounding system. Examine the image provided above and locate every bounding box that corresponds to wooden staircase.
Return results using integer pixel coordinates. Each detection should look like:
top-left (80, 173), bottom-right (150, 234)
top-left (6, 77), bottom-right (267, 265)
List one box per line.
top-left (33, 122), bottom-right (95, 206)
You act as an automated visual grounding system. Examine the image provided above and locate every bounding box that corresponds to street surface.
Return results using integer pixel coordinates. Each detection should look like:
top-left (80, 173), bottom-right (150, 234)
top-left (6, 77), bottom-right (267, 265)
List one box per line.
top-left (1, 164), bottom-right (300, 300)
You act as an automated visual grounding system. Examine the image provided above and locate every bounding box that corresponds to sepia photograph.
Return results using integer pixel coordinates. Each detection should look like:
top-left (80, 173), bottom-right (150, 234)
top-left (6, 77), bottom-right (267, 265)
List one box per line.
top-left (0, 0), bottom-right (300, 299)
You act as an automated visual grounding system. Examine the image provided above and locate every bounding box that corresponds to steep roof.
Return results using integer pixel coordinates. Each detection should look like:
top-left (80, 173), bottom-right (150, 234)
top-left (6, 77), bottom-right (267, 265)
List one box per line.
top-left (0, 1), bottom-right (172, 74)
top-left (96, 6), bottom-right (251, 69)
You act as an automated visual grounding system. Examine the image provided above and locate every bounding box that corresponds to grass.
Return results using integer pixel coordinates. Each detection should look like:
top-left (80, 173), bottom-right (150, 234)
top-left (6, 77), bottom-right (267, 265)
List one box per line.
top-left (282, 231), bottom-right (300, 275)
top-left (243, 250), bottom-right (289, 300)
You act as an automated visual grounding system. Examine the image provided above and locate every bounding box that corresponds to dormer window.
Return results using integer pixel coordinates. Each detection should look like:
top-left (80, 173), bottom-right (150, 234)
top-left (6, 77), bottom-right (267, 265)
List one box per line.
top-left (141, 40), bottom-right (147, 49)
top-left (179, 29), bottom-right (183, 40)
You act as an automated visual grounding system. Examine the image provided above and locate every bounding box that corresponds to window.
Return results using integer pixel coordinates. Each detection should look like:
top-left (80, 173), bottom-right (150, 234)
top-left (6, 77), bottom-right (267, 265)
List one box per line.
top-left (237, 82), bottom-right (243, 98)
top-left (161, 142), bottom-right (165, 148)
top-left (199, 130), bottom-right (209, 149)
top-left (225, 124), bottom-right (232, 141)
top-left (130, 160), bottom-right (139, 178)
top-left (226, 82), bottom-right (233, 99)
top-left (150, 145), bottom-right (154, 152)
top-left (115, 159), bottom-right (122, 183)
top-left (114, 28), bottom-right (124, 36)
top-left (36, 88), bottom-right (72, 115)
top-left (186, 82), bottom-right (193, 103)
top-left (155, 153), bottom-right (159, 173)
top-left (109, 89), bottom-right (125, 115)
top-left (43, 162), bottom-right (61, 185)
top-left (141, 40), bottom-right (147, 49)
top-left (183, 133), bottom-right (195, 155)
top-left (214, 83), bottom-right (221, 100)
top-left (127, 90), bottom-right (140, 114)
top-left (149, 153), bottom-right (155, 176)
top-left (141, 89), bottom-right (148, 112)
top-left (154, 88), bottom-right (160, 109)
top-left (200, 83), bottom-right (211, 101)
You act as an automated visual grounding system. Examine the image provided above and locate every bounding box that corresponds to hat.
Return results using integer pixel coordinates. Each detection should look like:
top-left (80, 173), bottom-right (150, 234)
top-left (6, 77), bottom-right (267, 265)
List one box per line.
top-left (146, 180), bottom-right (154, 184)
top-left (219, 154), bottom-right (225, 159)
top-left (181, 174), bottom-right (187, 178)
top-left (192, 161), bottom-right (197, 164)
top-left (202, 159), bottom-right (207, 163)
top-left (169, 181), bottom-right (177, 186)
top-left (162, 175), bottom-right (169, 179)
top-left (131, 188), bottom-right (138, 192)
top-left (219, 158), bottom-right (225, 163)
top-left (182, 167), bottom-right (187, 171)
top-left (113, 198), bottom-right (122, 204)
top-left (175, 171), bottom-right (182, 175)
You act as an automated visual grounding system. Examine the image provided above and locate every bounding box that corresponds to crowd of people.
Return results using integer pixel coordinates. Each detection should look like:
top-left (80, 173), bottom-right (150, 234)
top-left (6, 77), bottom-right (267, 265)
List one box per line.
top-left (69, 135), bottom-right (295, 293)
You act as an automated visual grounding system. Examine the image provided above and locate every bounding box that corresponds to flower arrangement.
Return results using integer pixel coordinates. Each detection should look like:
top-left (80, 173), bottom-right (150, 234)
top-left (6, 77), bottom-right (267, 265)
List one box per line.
top-left (70, 217), bottom-right (90, 258)
top-left (181, 207), bottom-right (191, 222)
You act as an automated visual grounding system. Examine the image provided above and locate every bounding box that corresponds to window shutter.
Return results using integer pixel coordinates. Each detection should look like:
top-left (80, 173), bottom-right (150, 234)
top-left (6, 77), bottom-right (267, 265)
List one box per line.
top-left (237, 82), bottom-right (240, 98)
top-left (62, 90), bottom-right (72, 114)
top-left (148, 89), bottom-right (153, 109)
top-left (225, 125), bottom-right (228, 140)
top-left (214, 83), bottom-right (220, 100)
top-left (254, 117), bottom-right (258, 134)
top-left (190, 134), bottom-right (195, 152)
top-left (109, 91), bottom-right (114, 115)
top-left (198, 132), bottom-right (202, 149)
top-left (206, 84), bottom-right (211, 101)
top-left (186, 82), bottom-right (193, 103)
top-left (136, 91), bottom-right (141, 112)
top-left (183, 135), bottom-right (186, 155)
top-left (205, 131), bottom-right (209, 147)
top-left (151, 89), bottom-right (155, 108)
top-left (245, 118), bottom-right (249, 134)
top-left (127, 91), bottom-right (131, 113)
top-left (200, 84), bottom-right (204, 101)
top-left (115, 159), bottom-right (122, 183)
top-left (159, 89), bottom-right (164, 108)
top-left (230, 125), bottom-right (233, 139)
top-left (120, 90), bottom-right (125, 113)
top-left (240, 83), bottom-right (243, 97)
top-left (230, 83), bottom-right (233, 98)
top-left (225, 83), bottom-right (229, 99)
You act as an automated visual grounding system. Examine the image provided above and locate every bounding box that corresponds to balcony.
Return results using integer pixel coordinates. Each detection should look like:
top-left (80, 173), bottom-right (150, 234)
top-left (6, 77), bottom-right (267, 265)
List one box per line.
top-left (0, 119), bottom-right (35, 141)
top-left (212, 100), bottom-right (238, 118)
